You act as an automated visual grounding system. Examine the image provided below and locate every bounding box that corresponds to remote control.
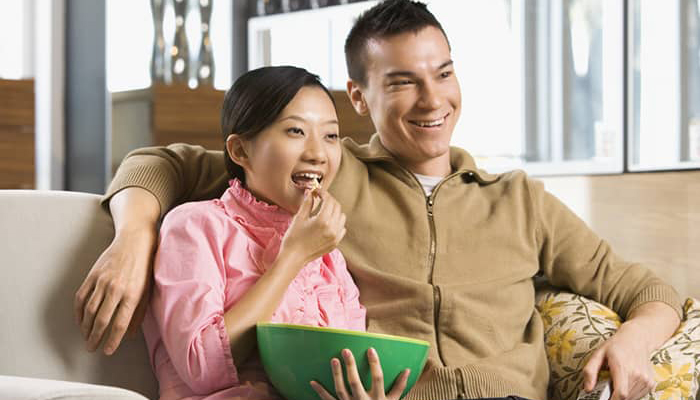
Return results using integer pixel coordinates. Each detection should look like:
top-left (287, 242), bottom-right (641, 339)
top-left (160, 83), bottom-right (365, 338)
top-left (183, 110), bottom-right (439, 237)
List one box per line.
top-left (576, 379), bottom-right (611, 400)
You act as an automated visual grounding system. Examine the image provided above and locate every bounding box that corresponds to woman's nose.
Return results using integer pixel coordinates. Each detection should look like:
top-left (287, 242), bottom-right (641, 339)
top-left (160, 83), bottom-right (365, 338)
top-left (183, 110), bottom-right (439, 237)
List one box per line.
top-left (302, 134), bottom-right (327, 164)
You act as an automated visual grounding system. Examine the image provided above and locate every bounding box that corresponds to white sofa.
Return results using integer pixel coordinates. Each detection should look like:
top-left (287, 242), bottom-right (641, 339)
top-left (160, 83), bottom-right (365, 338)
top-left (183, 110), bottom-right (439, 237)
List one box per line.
top-left (2, 189), bottom-right (698, 400)
top-left (0, 190), bottom-right (157, 400)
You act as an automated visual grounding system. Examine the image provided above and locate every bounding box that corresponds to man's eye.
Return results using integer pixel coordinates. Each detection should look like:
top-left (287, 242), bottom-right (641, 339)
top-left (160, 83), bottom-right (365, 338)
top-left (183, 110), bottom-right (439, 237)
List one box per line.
top-left (390, 80), bottom-right (413, 86)
top-left (440, 71), bottom-right (453, 79)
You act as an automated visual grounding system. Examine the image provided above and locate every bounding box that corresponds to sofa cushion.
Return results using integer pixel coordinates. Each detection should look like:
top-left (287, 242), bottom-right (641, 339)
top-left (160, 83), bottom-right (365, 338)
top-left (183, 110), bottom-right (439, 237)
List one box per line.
top-left (0, 375), bottom-right (149, 400)
top-left (536, 290), bottom-right (700, 400)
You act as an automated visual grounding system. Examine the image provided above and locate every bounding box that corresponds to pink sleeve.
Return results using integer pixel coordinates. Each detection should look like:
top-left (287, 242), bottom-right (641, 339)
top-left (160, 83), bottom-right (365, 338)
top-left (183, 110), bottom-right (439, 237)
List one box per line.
top-left (330, 250), bottom-right (366, 332)
top-left (150, 202), bottom-right (239, 394)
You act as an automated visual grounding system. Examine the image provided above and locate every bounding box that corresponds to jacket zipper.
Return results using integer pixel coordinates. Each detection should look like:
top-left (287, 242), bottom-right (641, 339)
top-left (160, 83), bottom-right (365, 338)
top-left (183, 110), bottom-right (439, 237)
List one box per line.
top-left (427, 194), bottom-right (448, 366)
top-left (409, 169), bottom-right (463, 368)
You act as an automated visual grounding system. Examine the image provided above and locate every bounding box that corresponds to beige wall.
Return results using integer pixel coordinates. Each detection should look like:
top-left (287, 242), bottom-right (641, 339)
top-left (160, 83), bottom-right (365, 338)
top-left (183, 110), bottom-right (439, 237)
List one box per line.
top-left (541, 172), bottom-right (700, 300)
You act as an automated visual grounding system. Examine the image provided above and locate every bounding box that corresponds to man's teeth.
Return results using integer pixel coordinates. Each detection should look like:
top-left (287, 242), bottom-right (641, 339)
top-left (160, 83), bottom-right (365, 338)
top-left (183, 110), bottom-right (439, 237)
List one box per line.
top-left (413, 117), bottom-right (445, 127)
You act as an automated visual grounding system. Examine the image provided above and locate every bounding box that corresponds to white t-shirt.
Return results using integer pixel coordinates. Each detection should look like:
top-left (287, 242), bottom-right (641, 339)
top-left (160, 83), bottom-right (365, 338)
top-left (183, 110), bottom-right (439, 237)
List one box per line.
top-left (414, 173), bottom-right (444, 196)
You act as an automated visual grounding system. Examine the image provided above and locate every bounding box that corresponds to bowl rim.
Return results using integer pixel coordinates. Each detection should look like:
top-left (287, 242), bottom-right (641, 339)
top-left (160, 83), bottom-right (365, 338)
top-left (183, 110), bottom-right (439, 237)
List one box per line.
top-left (256, 322), bottom-right (430, 347)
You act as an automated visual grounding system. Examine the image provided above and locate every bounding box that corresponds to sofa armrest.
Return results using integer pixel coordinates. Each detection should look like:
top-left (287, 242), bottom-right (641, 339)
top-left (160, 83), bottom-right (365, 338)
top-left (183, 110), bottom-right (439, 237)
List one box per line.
top-left (0, 375), bottom-right (150, 400)
top-left (535, 289), bottom-right (700, 400)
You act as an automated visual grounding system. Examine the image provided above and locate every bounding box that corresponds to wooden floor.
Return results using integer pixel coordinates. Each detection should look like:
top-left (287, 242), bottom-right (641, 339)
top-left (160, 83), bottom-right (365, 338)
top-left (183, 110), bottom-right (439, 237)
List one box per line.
top-left (542, 171), bottom-right (700, 300)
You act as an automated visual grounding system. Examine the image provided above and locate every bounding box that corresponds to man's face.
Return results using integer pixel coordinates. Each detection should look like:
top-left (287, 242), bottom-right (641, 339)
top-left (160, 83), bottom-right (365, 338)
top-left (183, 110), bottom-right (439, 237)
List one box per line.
top-left (350, 26), bottom-right (461, 175)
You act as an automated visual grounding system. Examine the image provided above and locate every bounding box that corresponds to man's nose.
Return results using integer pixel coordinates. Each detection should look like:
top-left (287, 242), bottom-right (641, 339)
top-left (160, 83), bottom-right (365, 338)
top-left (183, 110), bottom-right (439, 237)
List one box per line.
top-left (417, 80), bottom-right (442, 110)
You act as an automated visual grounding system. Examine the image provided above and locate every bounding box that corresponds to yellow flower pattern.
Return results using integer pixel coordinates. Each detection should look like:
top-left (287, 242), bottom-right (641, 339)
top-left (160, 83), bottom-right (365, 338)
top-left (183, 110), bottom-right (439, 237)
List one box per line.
top-left (535, 291), bottom-right (700, 400)
top-left (653, 363), bottom-right (694, 400)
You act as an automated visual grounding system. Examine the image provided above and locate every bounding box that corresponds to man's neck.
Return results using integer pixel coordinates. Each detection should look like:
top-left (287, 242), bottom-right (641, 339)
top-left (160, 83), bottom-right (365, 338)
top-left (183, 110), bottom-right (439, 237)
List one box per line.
top-left (403, 155), bottom-right (452, 178)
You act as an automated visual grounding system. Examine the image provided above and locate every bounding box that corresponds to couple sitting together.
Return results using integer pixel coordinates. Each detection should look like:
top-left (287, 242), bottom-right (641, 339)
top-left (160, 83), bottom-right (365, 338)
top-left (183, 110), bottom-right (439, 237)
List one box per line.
top-left (73, 1), bottom-right (685, 400)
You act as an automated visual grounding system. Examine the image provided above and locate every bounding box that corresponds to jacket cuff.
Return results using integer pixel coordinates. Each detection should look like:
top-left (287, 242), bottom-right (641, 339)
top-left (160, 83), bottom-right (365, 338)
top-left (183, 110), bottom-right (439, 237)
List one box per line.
top-left (102, 155), bottom-right (180, 219)
top-left (625, 284), bottom-right (683, 320)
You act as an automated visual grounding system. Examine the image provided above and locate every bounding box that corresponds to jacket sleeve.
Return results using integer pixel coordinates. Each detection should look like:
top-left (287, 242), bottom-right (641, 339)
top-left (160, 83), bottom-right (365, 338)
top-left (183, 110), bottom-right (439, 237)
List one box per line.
top-left (329, 250), bottom-right (367, 332)
top-left (150, 202), bottom-right (239, 394)
top-left (528, 177), bottom-right (683, 319)
top-left (103, 143), bottom-right (229, 218)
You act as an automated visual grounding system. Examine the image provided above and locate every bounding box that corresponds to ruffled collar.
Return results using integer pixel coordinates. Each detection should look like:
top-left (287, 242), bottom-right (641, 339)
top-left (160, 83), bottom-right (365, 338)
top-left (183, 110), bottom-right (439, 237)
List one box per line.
top-left (220, 179), bottom-right (293, 235)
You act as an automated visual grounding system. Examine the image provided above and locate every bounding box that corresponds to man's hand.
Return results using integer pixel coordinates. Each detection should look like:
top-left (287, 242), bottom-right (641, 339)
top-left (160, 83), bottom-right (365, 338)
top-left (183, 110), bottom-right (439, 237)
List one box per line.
top-left (74, 228), bottom-right (156, 354)
top-left (582, 301), bottom-right (680, 400)
top-left (73, 187), bottom-right (161, 355)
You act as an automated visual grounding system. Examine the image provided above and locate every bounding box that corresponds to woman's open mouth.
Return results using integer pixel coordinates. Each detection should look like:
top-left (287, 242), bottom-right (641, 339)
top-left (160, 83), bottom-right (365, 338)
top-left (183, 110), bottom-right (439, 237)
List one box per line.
top-left (291, 172), bottom-right (323, 190)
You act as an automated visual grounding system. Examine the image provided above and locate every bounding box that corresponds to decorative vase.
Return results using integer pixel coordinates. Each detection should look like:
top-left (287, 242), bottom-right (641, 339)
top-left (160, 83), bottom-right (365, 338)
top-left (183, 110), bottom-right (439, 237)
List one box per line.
top-left (150, 0), bottom-right (167, 83)
top-left (197, 0), bottom-right (215, 86)
top-left (170, 0), bottom-right (189, 84)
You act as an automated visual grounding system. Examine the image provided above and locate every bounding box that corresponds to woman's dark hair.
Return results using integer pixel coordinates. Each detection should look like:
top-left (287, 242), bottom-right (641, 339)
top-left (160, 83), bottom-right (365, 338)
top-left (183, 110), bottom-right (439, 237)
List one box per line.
top-left (344, 0), bottom-right (449, 87)
top-left (221, 66), bottom-right (336, 182)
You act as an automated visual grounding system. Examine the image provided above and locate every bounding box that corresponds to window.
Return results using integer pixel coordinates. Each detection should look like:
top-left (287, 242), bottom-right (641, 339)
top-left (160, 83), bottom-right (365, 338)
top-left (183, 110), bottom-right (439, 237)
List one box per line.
top-left (629, 0), bottom-right (700, 170)
top-left (0, 0), bottom-right (33, 80)
top-left (429, 0), bottom-right (624, 175)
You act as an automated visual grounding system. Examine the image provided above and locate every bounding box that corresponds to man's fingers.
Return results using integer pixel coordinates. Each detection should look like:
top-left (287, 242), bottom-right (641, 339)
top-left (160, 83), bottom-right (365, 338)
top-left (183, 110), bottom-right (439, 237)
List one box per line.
top-left (582, 349), bottom-right (606, 391)
top-left (387, 369), bottom-right (411, 400)
top-left (367, 347), bottom-right (385, 397)
top-left (126, 283), bottom-right (152, 338)
top-left (86, 286), bottom-right (121, 352)
top-left (102, 299), bottom-right (138, 355)
top-left (81, 283), bottom-right (105, 341)
top-left (609, 362), bottom-right (629, 400)
top-left (74, 275), bottom-right (96, 325)
top-left (310, 380), bottom-right (337, 400)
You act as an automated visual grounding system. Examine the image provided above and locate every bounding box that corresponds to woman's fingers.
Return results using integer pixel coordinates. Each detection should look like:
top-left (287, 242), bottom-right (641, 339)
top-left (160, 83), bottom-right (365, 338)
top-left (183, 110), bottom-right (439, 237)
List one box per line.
top-left (311, 380), bottom-right (339, 400)
top-left (387, 369), bottom-right (411, 400)
top-left (331, 357), bottom-right (350, 400)
top-left (341, 349), bottom-right (366, 396)
top-left (367, 348), bottom-right (385, 398)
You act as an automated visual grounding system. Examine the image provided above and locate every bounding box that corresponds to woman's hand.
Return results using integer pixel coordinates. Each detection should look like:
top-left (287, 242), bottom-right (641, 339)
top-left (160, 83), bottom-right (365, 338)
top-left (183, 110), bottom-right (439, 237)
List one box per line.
top-left (310, 348), bottom-right (411, 400)
top-left (278, 189), bottom-right (347, 267)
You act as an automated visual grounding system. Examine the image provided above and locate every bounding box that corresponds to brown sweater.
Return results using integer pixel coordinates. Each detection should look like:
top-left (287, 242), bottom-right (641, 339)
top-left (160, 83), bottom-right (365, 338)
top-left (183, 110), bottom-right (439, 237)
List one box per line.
top-left (106, 136), bottom-right (682, 400)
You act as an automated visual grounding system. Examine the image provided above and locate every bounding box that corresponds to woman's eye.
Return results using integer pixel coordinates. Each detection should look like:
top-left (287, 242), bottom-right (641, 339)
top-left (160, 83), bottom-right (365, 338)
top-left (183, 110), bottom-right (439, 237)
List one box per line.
top-left (287, 127), bottom-right (304, 136)
top-left (326, 133), bottom-right (339, 140)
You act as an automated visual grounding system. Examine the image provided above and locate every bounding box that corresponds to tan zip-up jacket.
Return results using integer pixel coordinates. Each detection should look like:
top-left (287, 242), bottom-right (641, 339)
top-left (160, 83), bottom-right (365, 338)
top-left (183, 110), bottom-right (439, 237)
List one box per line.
top-left (105, 135), bottom-right (682, 400)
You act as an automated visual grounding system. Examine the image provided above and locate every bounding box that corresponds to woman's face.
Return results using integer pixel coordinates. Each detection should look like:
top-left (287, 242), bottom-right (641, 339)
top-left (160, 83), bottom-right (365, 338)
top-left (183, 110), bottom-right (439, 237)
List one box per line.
top-left (228, 86), bottom-right (341, 214)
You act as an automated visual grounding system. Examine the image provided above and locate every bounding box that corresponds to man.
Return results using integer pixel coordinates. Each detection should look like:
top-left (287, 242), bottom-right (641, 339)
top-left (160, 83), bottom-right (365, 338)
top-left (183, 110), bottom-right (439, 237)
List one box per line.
top-left (74, 1), bottom-right (680, 399)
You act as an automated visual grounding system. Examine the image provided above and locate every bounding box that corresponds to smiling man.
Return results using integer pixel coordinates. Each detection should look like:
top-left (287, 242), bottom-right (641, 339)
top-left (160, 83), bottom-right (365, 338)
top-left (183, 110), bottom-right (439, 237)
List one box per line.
top-left (74, 1), bottom-right (681, 400)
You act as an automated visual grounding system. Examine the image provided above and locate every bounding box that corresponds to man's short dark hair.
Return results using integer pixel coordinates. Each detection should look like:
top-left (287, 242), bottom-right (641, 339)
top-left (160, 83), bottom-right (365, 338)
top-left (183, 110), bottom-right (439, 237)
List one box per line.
top-left (344, 0), bottom-right (450, 87)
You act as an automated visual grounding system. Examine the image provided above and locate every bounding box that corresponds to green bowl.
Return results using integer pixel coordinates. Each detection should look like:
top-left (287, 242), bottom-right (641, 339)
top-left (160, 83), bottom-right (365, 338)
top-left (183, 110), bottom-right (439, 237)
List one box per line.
top-left (257, 323), bottom-right (429, 400)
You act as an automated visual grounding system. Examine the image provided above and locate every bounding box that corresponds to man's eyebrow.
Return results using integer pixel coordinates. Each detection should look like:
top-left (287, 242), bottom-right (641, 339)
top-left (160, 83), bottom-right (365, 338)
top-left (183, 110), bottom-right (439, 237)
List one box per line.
top-left (384, 60), bottom-right (454, 78)
top-left (279, 115), bottom-right (339, 125)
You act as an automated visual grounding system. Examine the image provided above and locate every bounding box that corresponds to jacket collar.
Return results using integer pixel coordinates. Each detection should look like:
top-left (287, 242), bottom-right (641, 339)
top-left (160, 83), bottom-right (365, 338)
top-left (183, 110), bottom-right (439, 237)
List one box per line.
top-left (343, 134), bottom-right (500, 185)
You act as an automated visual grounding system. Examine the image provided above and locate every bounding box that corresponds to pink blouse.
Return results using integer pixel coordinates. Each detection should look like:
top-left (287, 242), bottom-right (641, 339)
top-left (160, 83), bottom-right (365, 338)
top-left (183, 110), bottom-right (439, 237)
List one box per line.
top-left (142, 179), bottom-right (366, 400)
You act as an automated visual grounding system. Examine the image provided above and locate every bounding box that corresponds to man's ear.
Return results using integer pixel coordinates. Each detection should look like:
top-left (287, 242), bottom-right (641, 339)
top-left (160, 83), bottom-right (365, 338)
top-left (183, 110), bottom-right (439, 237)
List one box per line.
top-left (347, 80), bottom-right (369, 116)
top-left (225, 134), bottom-right (251, 169)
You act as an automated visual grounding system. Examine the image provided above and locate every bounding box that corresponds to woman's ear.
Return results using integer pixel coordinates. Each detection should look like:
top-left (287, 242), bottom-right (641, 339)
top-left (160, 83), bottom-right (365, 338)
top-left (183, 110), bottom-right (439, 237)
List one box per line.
top-left (226, 134), bottom-right (251, 169)
top-left (347, 80), bottom-right (369, 116)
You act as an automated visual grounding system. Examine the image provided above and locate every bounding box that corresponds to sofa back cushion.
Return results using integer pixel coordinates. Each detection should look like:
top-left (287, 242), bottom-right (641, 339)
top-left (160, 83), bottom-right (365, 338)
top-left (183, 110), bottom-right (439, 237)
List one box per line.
top-left (0, 190), bottom-right (157, 399)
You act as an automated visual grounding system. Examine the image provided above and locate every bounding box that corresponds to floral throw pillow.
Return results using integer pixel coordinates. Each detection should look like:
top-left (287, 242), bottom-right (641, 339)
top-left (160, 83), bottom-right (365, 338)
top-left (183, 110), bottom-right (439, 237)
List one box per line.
top-left (535, 290), bottom-right (700, 400)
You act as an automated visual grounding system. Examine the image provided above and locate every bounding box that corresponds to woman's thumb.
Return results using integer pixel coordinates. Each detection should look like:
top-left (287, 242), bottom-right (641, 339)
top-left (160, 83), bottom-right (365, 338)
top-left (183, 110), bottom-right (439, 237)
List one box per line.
top-left (297, 190), bottom-right (314, 217)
